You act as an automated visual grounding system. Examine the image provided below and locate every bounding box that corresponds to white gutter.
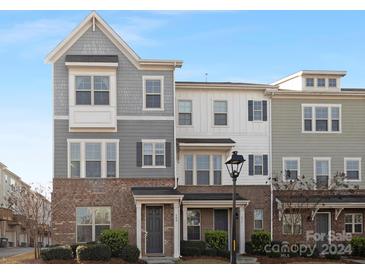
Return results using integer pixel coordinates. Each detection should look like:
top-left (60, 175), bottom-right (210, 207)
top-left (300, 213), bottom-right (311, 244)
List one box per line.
top-left (173, 72), bottom-right (178, 190)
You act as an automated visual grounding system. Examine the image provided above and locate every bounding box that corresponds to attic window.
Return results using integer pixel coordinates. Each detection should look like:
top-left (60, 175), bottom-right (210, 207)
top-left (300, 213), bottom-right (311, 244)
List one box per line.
top-left (329, 78), bottom-right (337, 88)
top-left (306, 78), bottom-right (314, 87)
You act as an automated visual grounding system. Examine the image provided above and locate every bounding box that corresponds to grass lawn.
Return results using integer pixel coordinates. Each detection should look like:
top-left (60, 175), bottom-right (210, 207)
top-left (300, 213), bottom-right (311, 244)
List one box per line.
top-left (178, 256), bottom-right (229, 264)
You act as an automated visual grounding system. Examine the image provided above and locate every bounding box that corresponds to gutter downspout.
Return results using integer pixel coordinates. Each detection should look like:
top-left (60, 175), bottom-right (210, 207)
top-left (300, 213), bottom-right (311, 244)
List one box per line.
top-left (173, 71), bottom-right (178, 190)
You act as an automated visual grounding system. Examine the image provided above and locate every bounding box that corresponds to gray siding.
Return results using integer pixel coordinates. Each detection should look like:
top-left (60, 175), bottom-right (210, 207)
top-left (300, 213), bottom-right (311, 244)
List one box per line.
top-left (54, 120), bottom-right (175, 178)
top-left (53, 26), bottom-right (174, 116)
top-left (272, 97), bottom-right (365, 185)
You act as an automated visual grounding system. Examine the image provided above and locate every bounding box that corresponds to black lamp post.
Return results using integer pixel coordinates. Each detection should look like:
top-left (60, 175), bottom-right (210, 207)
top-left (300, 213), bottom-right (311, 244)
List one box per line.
top-left (225, 151), bottom-right (245, 264)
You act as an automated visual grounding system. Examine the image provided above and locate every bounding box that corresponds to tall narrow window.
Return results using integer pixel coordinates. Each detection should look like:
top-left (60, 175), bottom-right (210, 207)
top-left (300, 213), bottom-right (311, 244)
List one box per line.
top-left (214, 101), bottom-right (227, 125)
top-left (345, 158), bottom-right (360, 181)
top-left (187, 209), bottom-right (201, 240)
top-left (196, 155), bottom-right (210, 185)
top-left (70, 143), bottom-right (81, 178)
top-left (155, 143), bottom-right (165, 166)
top-left (283, 158), bottom-right (299, 181)
top-left (94, 76), bottom-right (109, 105)
top-left (303, 107), bottom-right (313, 131)
top-left (143, 143), bottom-right (153, 166)
top-left (106, 143), bottom-right (117, 178)
top-left (178, 100), bottom-right (192, 125)
top-left (283, 214), bottom-right (302, 235)
top-left (315, 159), bottom-right (330, 188)
top-left (253, 101), bottom-right (263, 121)
top-left (94, 207), bottom-right (111, 240)
top-left (213, 155), bottom-right (222, 185)
top-left (254, 209), bottom-right (264, 230)
top-left (184, 155), bottom-right (193, 185)
top-left (75, 76), bottom-right (91, 105)
top-left (315, 107), bottom-right (328, 131)
top-left (331, 107), bottom-right (340, 132)
top-left (85, 143), bottom-right (102, 178)
top-left (145, 78), bottom-right (162, 109)
top-left (254, 155), bottom-right (263, 175)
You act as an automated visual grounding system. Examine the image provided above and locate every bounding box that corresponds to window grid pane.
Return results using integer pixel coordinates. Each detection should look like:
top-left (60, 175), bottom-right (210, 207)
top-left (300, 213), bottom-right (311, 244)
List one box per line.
top-left (85, 143), bottom-right (101, 161)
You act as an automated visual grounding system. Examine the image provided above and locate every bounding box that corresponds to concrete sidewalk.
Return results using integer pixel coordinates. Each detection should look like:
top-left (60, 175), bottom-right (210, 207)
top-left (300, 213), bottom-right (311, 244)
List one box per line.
top-left (0, 247), bottom-right (33, 259)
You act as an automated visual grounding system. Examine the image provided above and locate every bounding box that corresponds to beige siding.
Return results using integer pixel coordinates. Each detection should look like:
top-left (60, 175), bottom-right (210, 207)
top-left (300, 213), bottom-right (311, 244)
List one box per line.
top-left (272, 97), bottom-right (365, 186)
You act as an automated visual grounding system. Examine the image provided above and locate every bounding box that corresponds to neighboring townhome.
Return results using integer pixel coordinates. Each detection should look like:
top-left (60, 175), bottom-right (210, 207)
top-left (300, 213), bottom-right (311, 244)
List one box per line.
top-left (175, 81), bottom-right (273, 253)
top-left (46, 12), bottom-right (183, 258)
top-left (269, 70), bottom-right (365, 247)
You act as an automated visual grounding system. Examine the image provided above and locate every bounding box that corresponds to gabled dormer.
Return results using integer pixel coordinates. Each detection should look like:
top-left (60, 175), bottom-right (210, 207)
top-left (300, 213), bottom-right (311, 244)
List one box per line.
top-left (272, 70), bottom-right (346, 92)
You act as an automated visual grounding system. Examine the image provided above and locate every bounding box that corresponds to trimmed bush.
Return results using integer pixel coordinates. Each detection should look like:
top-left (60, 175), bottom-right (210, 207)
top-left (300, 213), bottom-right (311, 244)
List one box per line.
top-left (216, 249), bottom-right (230, 258)
top-left (40, 245), bottom-right (73, 261)
top-left (76, 243), bottom-right (111, 261)
top-left (120, 245), bottom-right (140, 263)
top-left (251, 231), bottom-right (271, 255)
top-left (205, 230), bottom-right (228, 251)
top-left (267, 251), bottom-right (281, 258)
top-left (351, 236), bottom-right (365, 257)
top-left (204, 248), bottom-right (217, 257)
top-left (180, 240), bottom-right (206, 256)
top-left (245, 241), bottom-right (253, 254)
top-left (99, 229), bottom-right (129, 257)
top-left (183, 247), bottom-right (201, 257)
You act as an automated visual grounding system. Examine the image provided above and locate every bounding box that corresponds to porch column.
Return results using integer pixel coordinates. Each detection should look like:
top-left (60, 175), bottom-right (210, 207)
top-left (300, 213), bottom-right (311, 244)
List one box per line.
top-left (182, 205), bottom-right (187, 240)
top-left (239, 206), bottom-right (245, 254)
top-left (136, 202), bottom-right (142, 257)
top-left (173, 202), bottom-right (180, 258)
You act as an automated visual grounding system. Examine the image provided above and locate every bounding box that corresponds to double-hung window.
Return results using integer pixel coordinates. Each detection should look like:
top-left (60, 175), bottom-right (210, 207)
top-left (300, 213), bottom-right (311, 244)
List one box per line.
top-left (184, 155), bottom-right (193, 185)
top-left (85, 143), bottom-right (102, 178)
top-left (106, 143), bottom-right (117, 177)
top-left (178, 100), bottom-right (192, 125)
top-left (144, 76), bottom-right (163, 110)
top-left (70, 143), bottom-right (81, 178)
top-left (248, 154), bottom-right (269, 176)
top-left (254, 209), bottom-right (264, 230)
top-left (213, 101), bottom-right (228, 126)
top-left (196, 155), bottom-right (210, 185)
top-left (254, 155), bottom-right (263, 175)
top-left (345, 158), bottom-right (361, 181)
top-left (75, 76), bottom-right (110, 105)
top-left (283, 158), bottom-right (299, 181)
top-left (314, 158), bottom-right (330, 188)
top-left (248, 100), bottom-right (267, 122)
top-left (345, 213), bottom-right (363, 233)
top-left (187, 209), bottom-right (201, 240)
top-left (213, 155), bottom-right (222, 185)
top-left (283, 214), bottom-right (302, 235)
top-left (302, 104), bottom-right (341, 133)
top-left (76, 207), bottom-right (111, 242)
top-left (253, 101), bottom-right (263, 121)
top-left (142, 141), bottom-right (165, 167)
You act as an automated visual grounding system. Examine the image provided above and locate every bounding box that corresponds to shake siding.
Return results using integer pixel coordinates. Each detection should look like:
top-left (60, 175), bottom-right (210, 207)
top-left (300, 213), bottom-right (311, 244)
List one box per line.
top-left (272, 97), bottom-right (365, 185)
top-left (54, 120), bottom-right (175, 178)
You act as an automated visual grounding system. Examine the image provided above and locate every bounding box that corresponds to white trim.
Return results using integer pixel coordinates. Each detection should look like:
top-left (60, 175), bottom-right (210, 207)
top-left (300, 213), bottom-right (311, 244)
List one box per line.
top-left (239, 206), bottom-right (246, 254)
top-left (65, 62), bottom-right (118, 67)
top-left (182, 206), bottom-right (188, 241)
top-left (55, 115), bottom-right (175, 121)
top-left (344, 157), bottom-right (362, 183)
top-left (282, 157), bottom-right (301, 182)
top-left (173, 202), bottom-right (180, 258)
top-left (136, 202), bottom-right (142, 257)
top-left (141, 139), bottom-right (166, 168)
top-left (142, 76), bottom-right (165, 111)
top-left (313, 157), bottom-right (331, 188)
top-left (344, 213), bottom-right (363, 234)
top-left (301, 104), bottom-right (342, 134)
top-left (284, 202), bottom-right (365, 208)
top-left (54, 115), bottom-right (69, 120)
top-left (182, 200), bottom-right (249, 207)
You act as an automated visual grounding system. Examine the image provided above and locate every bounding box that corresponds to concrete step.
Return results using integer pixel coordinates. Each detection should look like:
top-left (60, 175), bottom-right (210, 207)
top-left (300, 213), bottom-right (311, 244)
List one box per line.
top-left (143, 257), bottom-right (177, 264)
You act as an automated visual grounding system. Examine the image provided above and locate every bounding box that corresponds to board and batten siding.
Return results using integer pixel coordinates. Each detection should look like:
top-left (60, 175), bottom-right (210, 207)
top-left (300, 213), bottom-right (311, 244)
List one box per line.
top-left (53, 25), bottom-right (174, 117)
top-left (175, 88), bottom-right (270, 185)
top-left (272, 97), bottom-right (365, 186)
top-left (54, 120), bottom-right (175, 178)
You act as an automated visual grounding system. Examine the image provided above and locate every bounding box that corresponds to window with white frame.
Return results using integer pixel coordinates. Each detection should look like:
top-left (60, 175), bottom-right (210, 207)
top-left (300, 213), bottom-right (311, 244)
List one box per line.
top-left (75, 76), bottom-right (110, 105)
top-left (345, 158), bottom-right (361, 181)
top-left (68, 140), bottom-right (118, 178)
top-left (282, 214), bottom-right (302, 235)
top-left (178, 100), bottom-right (192, 125)
top-left (317, 78), bottom-right (326, 87)
top-left (254, 209), bottom-right (264, 230)
top-left (144, 77), bottom-right (163, 109)
top-left (253, 100), bottom-right (263, 121)
top-left (196, 155), bottom-right (210, 185)
top-left (306, 78), bottom-right (314, 87)
top-left (302, 105), bottom-right (341, 133)
top-left (329, 78), bottom-right (337, 88)
top-left (314, 158), bottom-right (330, 188)
top-left (345, 213), bottom-right (363, 233)
top-left (187, 209), bottom-right (201, 240)
top-left (184, 155), bottom-right (193, 185)
top-left (254, 155), bottom-right (263, 175)
top-left (283, 158), bottom-right (299, 181)
top-left (76, 207), bottom-right (111, 242)
top-left (142, 141), bottom-right (165, 167)
top-left (213, 101), bottom-right (228, 126)
top-left (213, 155), bottom-right (222, 185)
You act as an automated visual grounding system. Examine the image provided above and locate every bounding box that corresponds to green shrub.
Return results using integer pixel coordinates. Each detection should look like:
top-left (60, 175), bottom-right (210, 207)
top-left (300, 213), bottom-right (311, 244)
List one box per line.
top-left (245, 241), bottom-right (253, 254)
top-left (350, 236), bottom-right (365, 257)
top-left (180, 240), bottom-right (206, 256)
top-left (182, 247), bottom-right (201, 256)
top-left (120, 245), bottom-right (140, 263)
top-left (216, 249), bottom-right (230, 258)
top-left (251, 231), bottom-right (271, 255)
top-left (204, 248), bottom-right (217, 257)
top-left (267, 251), bottom-right (281, 258)
top-left (205, 230), bottom-right (228, 251)
top-left (76, 243), bottom-right (111, 261)
top-left (99, 229), bottom-right (129, 257)
top-left (40, 245), bottom-right (73, 261)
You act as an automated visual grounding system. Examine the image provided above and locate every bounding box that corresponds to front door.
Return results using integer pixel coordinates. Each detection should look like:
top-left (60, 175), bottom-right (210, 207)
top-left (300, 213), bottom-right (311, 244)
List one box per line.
top-left (146, 206), bottom-right (163, 254)
top-left (315, 213), bottom-right (330, 252)
top-left (214, 209), bottom-right (228, 231)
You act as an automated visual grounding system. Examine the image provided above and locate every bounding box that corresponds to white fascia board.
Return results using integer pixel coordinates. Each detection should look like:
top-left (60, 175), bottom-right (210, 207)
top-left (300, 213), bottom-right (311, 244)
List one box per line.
top-left (182, 200), bottom-right (250, 207)
top-left (65, 62), bottom-right (118, 67)
top-left (284, 202), bottom-right (365, 208)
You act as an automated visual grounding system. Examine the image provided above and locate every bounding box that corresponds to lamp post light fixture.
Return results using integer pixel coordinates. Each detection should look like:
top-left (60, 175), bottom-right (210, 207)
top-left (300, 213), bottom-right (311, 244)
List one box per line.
top-left (225, 151), bottom-right (245, 264)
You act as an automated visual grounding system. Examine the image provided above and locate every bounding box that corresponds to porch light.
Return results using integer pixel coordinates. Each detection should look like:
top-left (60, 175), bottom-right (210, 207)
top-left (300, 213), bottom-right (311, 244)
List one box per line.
top-left (225, 151), bottom-right (245, 179)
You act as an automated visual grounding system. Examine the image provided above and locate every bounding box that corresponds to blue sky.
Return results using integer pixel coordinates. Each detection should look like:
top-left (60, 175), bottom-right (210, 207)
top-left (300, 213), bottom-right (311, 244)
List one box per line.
top-left (1, 10), bottom-right (365, 185)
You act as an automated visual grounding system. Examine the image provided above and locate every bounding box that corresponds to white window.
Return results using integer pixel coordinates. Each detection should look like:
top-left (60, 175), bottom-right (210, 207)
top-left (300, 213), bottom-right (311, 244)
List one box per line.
top-left (142, 140), bottom-right (165, 167)
top-left (196, 155), bottom-right (210, 185)
top-left (302, 104), bottom-right (341, 133)
top-left (254, 209), bottom-right (264, 230)
top-left (214, 101), bottom-right (228, 125)
top-left (68, 139), bottom-right (119, 178)
top-left (314, 158), bottom-right (331, 188)
top-left (306, 78), bottom-right (314, 87)
top-left (283, 157), bottom-right (300, 181)
top-left (213, 155), bottom-right (222, 185)
top-left (253, 100), bottom-right (263, 121)
top-left (178, 100), bottom-right (192, 125)
top-left (345, 213), bottom-right (363, 234)
top-left (143, 76), bottom-right (164, 110)
top-left (76, 207), bottom-right (111, 242)
top-left (75, 76), bottom-right (110, 105)
top-left (329, 78), bottom-right (337, 88)
top-left (282, 214), bottom-right (302, 235)
top-left (317, 78), bottom-right (326, 87)
top-left (345, 158), bottom-right (361, 181)
top-left (254, 155), bottom-right (263, 175)
top-left (187, 209), bottom-right (201, 240)
top-left (184, 155), bottom-right (193, 185)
